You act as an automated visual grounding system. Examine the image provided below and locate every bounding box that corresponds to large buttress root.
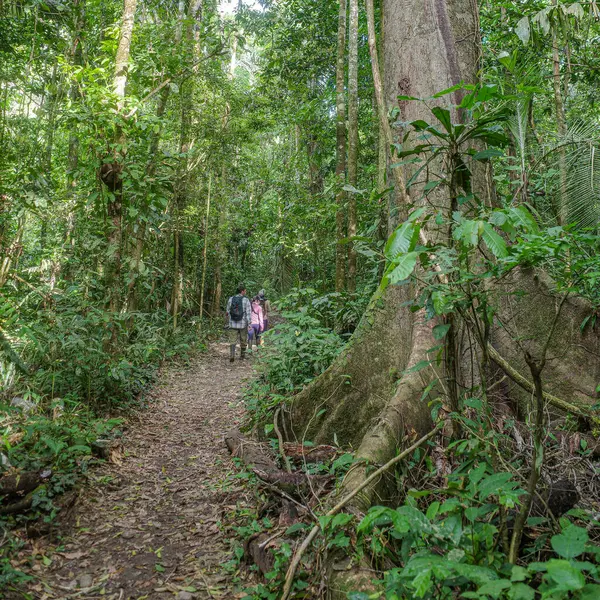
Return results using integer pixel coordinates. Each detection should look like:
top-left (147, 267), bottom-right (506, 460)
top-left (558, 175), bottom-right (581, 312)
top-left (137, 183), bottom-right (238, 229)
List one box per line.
top-left (289, 285), bottom-right (414, 448)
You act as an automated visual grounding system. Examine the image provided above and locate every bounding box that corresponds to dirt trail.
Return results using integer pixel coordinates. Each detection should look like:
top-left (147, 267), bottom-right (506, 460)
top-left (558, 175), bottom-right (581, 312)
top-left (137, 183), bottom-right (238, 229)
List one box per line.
top-left (14, 343), bottom-right (254, 600)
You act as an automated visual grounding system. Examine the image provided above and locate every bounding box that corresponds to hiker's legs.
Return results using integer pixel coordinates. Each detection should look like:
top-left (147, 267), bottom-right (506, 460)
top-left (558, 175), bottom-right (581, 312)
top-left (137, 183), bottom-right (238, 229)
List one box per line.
top-left (227, 328), bottom-right (240, 361)
top-left (247, 326), bottom-right (254, 351)
top-left (255, 324), bottom-right (262, 347)
top-left (239, 329), bottom-right (247, 358)
top-left (250, 324), bottom-right (260, 350)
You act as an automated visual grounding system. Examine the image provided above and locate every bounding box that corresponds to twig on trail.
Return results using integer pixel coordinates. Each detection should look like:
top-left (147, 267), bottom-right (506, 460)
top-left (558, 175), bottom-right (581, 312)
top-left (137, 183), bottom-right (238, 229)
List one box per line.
top-left (57, 583), bottom-right (105, 598)
top-left (258, 480), bottom-right (317, 520)
top-left (259, 529), bottom-right (284, 549)
top-left (274, 407), bottom-right (292, 474)
top-left (280, 422), bottom-right (444, 600)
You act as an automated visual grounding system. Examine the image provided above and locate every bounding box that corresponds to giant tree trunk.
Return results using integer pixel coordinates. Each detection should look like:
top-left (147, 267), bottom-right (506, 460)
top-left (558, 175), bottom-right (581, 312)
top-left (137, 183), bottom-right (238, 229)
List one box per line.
top-left (289, 0), bottom-right (483, 507)
top-left (290, 1), bottom-right (599, 519)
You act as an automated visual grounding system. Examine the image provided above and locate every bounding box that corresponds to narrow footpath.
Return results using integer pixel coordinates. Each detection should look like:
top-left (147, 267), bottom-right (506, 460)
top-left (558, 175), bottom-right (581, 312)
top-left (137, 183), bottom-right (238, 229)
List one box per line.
top-left (14, 343), bottom-right (254, 600)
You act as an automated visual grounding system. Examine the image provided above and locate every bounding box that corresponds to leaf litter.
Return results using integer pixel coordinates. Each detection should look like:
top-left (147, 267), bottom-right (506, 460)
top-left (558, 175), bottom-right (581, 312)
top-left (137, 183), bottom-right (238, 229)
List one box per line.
top-left (8, 344), bottom-right (255, 600)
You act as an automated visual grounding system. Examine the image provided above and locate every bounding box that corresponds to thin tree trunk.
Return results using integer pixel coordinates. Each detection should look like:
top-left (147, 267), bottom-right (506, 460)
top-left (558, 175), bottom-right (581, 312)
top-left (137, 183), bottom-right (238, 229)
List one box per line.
top-left (199, 173), bottom-right (212, 322)
top-left (335, 0), bottom-right (347, 293)
top-left (106, 0), bottom-right (137, 312)
top-left (346, 0), bottom-right (359, 293)
top-left (365, 0), bottom-right (409, 210)
top-left (65, 0), bottom-right (85, 250)
top-left (114, 0), bottom-right (137, 105)
top-left (40, 61), bottom-right (59, 252)
top-left (552, 13), bottom-right (567, 225)
top-left (171, 0), bottom-right (203, 327)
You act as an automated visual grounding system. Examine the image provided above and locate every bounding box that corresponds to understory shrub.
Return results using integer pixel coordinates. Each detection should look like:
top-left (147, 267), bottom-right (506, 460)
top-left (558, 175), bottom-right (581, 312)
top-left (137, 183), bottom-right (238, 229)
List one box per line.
top-left (277, 286), bottom-right (374, 333)
top-left (0, 287), bottom-right (209, 586)
top-left (244, 308), bottom-right (345, 427)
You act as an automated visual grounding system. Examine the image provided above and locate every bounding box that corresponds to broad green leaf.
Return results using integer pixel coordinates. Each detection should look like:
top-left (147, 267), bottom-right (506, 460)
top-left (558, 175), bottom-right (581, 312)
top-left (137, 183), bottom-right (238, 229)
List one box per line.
top-left (515, 16), bottom-right (530, 45)
top-left (331, 513), bottom-right (354, 528)
top-left (565, 3), bottom-right (584, 19)
top-left (482, 223), bottom-right (508, 258)
top-left (551, 525), bottom-right (588, 559)
top-left (431, 106), bottom-right (452, 133)
top-left (545, 559), bottom-right (585, 592)
top-left (508, 205), bottom-right (540, 233)
top-left (385, 222), bottom-right (417, 259)
top-left (408, 207), bottom-right (427, 222)
top-left (581, 584), bottom-right (600, 600)
top-left (476, 579), bottom-right (511, 598)
top-left (388, 252), bottom-right (419, 283)
top-left (477, 472), bottom-right (516, 499)
top-left (473, 148), bottom-right (504, 161)
top-left (508, 583), bottom-right (535, 600)
top-left (343, 184), bottom-right (366, 195)
top-left (432, 83), bottom-right (463, 99)
top-left (432, 323), bottom-right (451, 340)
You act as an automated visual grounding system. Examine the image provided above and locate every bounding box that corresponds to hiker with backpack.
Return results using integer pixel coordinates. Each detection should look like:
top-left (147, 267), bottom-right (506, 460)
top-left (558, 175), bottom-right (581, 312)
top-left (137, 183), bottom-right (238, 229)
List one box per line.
top-left (226, 284), bottom-right (252, 362)
top-left (247, 295), bottom-right (264, 351)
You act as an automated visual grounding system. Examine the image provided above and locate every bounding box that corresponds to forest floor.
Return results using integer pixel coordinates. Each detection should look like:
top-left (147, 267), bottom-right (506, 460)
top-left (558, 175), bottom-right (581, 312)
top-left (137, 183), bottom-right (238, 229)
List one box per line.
top-left (10, 342), bottom-right (256, 600)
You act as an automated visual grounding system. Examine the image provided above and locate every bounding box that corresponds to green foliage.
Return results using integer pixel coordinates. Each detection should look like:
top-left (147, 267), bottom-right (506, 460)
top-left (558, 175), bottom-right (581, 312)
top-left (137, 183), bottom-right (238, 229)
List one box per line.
top-left (260, 312), bottom-right (344, 392)
top-left (276, 286), bottom-right (373, 332)
top-left (350, 407), bottom-right (600, 600)
top-left (244, 306), bottom-right (345, 428)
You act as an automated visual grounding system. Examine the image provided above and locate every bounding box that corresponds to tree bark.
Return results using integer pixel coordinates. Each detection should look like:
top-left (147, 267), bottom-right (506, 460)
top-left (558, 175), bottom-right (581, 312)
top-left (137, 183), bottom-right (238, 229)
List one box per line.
top-left (113, 0), bottom-right (137, 105)
top-left (105, 0), bottom-right (137, 312)
top-left (346, 0), bottom-right (359, 293)
top-left (171, 0), bottom-right (204, 327)
top-left (65, 0), bottom-right (85, 250)
top-left (335, 0), bottom-right (347, 293)
top-left (290, 0), bottom-right (481, 509)
top-left (551, 6), bottom-right (567, 225)
top-left (198, 173), bottom-right (212, 320)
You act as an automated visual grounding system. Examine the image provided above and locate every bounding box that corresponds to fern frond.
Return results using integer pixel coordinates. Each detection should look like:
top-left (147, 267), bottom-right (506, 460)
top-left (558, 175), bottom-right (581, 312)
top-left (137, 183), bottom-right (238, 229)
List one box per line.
top-left (0, 327), bottom-right (30, 375)
top-left (537, 121), bottom-right (600, 228)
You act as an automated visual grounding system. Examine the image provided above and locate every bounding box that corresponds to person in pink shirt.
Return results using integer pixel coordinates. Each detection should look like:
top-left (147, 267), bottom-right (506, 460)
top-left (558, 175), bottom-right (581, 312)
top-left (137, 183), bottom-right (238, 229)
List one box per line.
top-left (248, 295), bottom-right (264, 351)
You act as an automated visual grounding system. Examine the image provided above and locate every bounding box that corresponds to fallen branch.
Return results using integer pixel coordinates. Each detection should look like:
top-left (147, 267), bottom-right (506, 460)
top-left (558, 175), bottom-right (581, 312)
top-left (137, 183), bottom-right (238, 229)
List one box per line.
top-left (0, 471), bottom-right (42, 497)
top-left (486, 343), bottom-right (590, 419)
top-left (0, 491), bottom-right (35, 515)
top-left (280, 422), bottom-right (443, 600)
top-left (225, 429), bottom-right (331, 494)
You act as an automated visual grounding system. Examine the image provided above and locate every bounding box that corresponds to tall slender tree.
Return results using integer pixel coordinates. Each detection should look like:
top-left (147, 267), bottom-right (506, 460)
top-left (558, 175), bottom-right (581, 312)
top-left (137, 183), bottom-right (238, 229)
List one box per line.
top-left (346, 0), bottom-right (359, 293)
top-left (105, 0), bottom-right (138, 312)
top-left (335, 0), bottom-right (347, 293)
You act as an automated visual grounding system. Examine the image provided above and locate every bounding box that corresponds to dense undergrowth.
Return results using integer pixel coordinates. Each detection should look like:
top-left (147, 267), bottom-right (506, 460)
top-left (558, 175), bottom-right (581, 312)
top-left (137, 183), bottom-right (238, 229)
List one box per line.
top-left (242, 285), bottom-right (375, 430)
top-left (234, 345), bottom-right (600, 600)
top-left (0, 283), bottom-right (213, 585)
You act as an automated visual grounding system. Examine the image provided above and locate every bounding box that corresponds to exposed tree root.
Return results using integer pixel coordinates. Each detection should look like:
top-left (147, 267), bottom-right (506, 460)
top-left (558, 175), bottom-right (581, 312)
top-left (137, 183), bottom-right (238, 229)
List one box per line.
top-left (225, 428), bottom-right (331, 494)
top-left (0, 471), bottom-right (46, 497)
top-left (338, 315), bottom-right (439, 511)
